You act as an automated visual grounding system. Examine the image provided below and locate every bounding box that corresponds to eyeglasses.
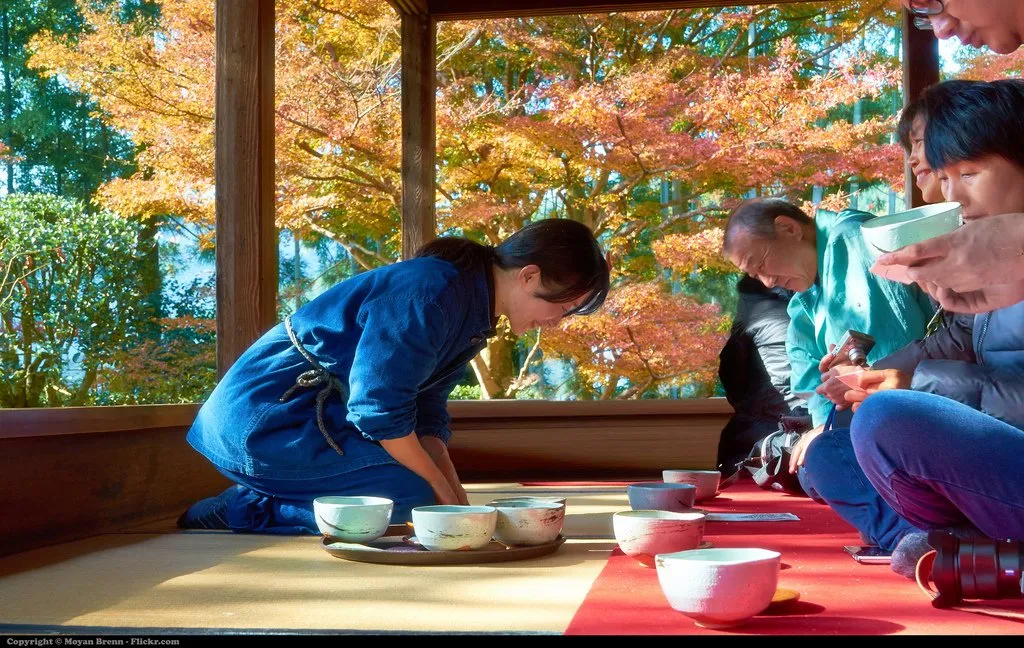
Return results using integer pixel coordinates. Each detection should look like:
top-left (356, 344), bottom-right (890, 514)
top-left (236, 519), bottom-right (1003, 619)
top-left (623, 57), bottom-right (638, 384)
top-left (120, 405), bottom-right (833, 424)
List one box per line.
top-left (908, 0), bottom-right (945, 31)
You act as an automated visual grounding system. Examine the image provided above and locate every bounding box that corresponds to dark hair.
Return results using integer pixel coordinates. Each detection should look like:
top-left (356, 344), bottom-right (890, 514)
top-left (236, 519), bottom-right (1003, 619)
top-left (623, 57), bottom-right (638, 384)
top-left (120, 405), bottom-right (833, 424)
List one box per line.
top-left (723, 198), bottom-right (812, 255)
top-left (923, 78), bottom-right (1024, 171)
top-left (896, 96), bottom-right (925, 153)
top-left (415, 219), bottom-right (610, 316)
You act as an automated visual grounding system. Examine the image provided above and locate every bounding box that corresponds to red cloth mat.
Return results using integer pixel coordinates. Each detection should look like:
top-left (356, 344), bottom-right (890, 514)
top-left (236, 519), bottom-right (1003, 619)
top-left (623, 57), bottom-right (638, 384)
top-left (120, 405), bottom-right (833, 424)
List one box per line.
top-left (566, 483), bottom-right (1024, 635)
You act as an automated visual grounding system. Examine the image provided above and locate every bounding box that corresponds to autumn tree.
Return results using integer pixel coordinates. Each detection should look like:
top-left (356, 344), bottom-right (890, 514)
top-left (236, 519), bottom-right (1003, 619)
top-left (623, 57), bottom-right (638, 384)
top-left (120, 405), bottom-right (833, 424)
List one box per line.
top-left (29, 1), bottom-right (907, 402)
top-left (95, 276), bottom-right (216, 404)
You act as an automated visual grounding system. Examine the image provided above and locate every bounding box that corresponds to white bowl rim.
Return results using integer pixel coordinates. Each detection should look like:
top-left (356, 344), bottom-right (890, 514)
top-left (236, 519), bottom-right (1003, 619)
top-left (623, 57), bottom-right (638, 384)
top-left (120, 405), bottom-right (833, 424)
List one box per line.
top-left (656, 547), bottom-right (781, 565)
top-left (487, 501), bottom-right (564, 510)
top-left (860, 201), bottom-right (962, 231)
top-left (313, 496), bottom-right (393, 507)
top-left (663, 470), bottom-right (721, 475)
top-left (630, 482), bottom-right (697, 490)
top-left (487, 495), bottom-right (566, 500)
top-left (615, 509), bottom-right (705, 521)
top-left (412, 505), bottom-right (497, 514)
top-left (487, 496), bottom-right (566, 504)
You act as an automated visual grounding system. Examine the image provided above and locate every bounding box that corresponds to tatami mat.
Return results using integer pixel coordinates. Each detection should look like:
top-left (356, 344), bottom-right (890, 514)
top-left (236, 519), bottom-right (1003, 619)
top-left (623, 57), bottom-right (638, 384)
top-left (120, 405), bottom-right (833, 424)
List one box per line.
top-left (0, 485), bottom-right (627, 633)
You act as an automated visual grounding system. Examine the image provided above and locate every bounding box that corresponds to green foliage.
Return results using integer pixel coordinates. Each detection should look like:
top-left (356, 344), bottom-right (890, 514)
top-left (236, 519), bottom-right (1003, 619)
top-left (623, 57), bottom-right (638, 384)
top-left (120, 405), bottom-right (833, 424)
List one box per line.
top-left (94, 275), bottom-right (217, 405)
top-left (449, 383), bottom-right (483, 400)
top-left (0, 193), bottom-right (153, 406)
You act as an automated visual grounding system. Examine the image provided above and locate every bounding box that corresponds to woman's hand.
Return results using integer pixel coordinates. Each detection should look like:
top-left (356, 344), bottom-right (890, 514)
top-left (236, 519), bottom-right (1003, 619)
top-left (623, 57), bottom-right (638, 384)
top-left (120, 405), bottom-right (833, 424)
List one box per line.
top-left (929, 281), bottom-right (1024, 314)
top-left (430, 480), bottom-right (460, 506)
top-left (872, 212), bottom-right (1024, 313)
top-left (816, 365), bottom-right (864, 408)
top-left (380, 433), bottom-right (458, 505)
top-left (841, 369), bottom-right (912, 412)
top-left (818, 343), bottom-right (848, 373)
top-left (788, 425), bottom-right (824, 474)
top-left (419, 435), bottom-right (470, 506)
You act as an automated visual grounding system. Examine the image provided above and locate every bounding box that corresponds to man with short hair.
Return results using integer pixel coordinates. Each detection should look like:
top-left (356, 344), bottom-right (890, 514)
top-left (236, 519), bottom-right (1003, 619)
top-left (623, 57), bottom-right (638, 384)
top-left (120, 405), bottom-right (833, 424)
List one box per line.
top-left (723, 198), bottom-right (935, 551)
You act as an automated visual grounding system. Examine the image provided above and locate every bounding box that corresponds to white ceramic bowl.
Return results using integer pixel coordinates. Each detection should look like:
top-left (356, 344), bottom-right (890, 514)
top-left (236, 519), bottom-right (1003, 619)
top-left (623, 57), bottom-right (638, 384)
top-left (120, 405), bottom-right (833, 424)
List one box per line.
top-left (656, 547), bottom-right (781, 629)
top-left (411, 505), bottom-right (497, 551)
top-left (860, 202), bottom-right (962, 254)
top-left (613, 510), bottom-right (706, 567)
top-left (487, 496), bottom-right (567, 507)
top-left (662, 470), bottom-right (721, 502)
top-left (491, 501), bottom-right (565, 546)
top-left (627, 482), bottom-right (698, 512)
top-left (312, 496), bottom-right (393, 542)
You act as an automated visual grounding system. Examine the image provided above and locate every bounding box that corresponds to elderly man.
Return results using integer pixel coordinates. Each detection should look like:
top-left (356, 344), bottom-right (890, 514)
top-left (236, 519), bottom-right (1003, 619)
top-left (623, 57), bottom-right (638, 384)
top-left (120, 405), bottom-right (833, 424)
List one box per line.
top-left (875, 0), bottom-right (1024, 313)
top-left (723, 198), bottom-right (935, 553)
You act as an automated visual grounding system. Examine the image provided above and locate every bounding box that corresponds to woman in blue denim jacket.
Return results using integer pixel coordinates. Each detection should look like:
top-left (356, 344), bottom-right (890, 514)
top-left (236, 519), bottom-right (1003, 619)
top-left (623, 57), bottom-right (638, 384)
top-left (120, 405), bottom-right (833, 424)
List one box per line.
top-left (835, 79), bottom-right (1024, 575)
top-left (179, 219), bottom-right (609, 533)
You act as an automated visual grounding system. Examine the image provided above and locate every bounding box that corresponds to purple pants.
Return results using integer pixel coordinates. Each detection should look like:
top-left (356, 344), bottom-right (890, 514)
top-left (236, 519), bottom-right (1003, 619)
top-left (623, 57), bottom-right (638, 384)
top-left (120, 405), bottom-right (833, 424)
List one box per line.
top-left (851, 390), bottom-right (1024, 541)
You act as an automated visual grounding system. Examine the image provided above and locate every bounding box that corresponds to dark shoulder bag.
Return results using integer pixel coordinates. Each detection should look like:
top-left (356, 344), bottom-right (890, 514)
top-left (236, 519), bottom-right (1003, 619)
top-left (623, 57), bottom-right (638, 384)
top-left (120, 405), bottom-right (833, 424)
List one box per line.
top-left (734, 414), bottom-right (812, 494)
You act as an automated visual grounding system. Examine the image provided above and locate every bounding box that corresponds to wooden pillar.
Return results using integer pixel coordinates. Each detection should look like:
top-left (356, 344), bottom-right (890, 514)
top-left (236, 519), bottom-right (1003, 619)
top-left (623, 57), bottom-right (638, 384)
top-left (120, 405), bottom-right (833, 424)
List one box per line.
top-left (215, 0), bottom-right (277, 377)
top-left (902, 9), bottom-right (940, 209)
top-left (400, 12), bottom-right (437, 260)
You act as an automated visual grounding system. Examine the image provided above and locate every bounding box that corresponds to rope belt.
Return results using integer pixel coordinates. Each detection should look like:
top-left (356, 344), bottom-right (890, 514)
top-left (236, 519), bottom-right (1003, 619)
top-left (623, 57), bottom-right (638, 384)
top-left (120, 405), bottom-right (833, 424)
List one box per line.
top-left (279, 316), bottom-right (346, 456)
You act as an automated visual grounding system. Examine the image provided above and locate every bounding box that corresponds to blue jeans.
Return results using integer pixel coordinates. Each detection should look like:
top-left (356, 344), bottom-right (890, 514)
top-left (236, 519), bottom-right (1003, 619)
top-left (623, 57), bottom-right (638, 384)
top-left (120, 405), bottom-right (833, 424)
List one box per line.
top-left (797, 418), bottom-right (919, 551)
top-left (852, 390), bottom-right (1024, 541)
top-left (213, 463), bottom-right (435, 534)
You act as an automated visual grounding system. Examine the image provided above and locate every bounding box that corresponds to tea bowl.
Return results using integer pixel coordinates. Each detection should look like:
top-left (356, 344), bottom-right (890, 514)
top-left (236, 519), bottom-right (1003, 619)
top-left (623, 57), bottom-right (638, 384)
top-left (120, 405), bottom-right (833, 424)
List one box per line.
top-left (860, 201), bottom-right (962, 254)
top-left (487, 496), bottom-right (567, 508)
top-left (490, 500), bottom-right (565, 546)
top-left (410, 505), bottom-right (497, 551)
top-left (656, 547), bottom-right (781, 629)
top-left (627, 482), bottom-right (697, 512)
top-left (662, 470), bottom-right (722, 502)
top-left (613, 510), bottom-right (706, 567)
top-left (312, 495), bottom-right (393, 543)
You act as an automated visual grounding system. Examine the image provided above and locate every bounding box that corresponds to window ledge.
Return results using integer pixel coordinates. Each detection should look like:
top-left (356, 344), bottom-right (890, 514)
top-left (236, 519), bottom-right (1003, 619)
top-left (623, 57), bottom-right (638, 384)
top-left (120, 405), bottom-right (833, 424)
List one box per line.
top-left (0, 398), bottom-right (733, 439)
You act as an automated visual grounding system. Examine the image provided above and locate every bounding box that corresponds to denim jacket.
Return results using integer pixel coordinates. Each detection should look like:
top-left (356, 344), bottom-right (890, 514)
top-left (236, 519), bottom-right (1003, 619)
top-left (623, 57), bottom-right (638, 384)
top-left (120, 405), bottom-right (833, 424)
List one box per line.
top-left (186, 257), bottom-right (495, 480)
top-left (874, 301), bottom-right (1024, 430)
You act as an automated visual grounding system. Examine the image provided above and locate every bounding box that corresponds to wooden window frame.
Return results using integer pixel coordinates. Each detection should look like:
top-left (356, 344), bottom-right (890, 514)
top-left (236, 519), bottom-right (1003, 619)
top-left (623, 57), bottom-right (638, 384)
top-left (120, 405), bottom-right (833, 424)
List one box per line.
top-left (0, 0), bottom-right (938, 437)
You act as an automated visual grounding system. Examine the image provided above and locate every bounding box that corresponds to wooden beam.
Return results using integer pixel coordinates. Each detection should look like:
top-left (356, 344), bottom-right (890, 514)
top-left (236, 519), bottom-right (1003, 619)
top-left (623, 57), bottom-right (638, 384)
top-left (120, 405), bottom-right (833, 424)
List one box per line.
top-left (0, 427), bottom-right (232, 558)
top-left (388, 0), bottom-right (428, 15)
top-left (0, 398), bottom-right (732, 439)
top-left (449, 409), bottom-right (726, 479)
top-left (425, 0), bottom-right (818, 21)
top-left (215, 0), bottom-right (277, 376)
top-left (902, 9), bottom-right (940, 209)
top-left (0, 404), bottom-right (201, 439)
top-left (401, 13), bottom-right (437, 260)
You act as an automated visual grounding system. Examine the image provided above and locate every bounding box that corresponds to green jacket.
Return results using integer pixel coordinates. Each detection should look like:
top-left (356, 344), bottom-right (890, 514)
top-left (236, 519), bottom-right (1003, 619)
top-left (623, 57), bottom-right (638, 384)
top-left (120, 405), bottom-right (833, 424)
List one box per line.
top-left (786, 208), bottom-right (936, 426)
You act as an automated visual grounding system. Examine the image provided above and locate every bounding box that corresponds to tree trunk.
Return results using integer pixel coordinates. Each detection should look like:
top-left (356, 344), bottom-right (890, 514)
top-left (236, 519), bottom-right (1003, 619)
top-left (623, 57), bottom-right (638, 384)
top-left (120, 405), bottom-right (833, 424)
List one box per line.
top-left (294, 229), bottom-right (302, 311)
top-left (1, 8), bottom-right (14, 194)
top-left (19, 279), bottom-right (35, 407)
top-left (471, 325), bottom-right (517, 398)
top-left (138, 216), bottom-right (162, 341)
top-left (71, 365), bottom-right (97, 405)
top-left (469, 356), bottom-right (501, 399)
top-left (600, 379), bottom-right (618, 400)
